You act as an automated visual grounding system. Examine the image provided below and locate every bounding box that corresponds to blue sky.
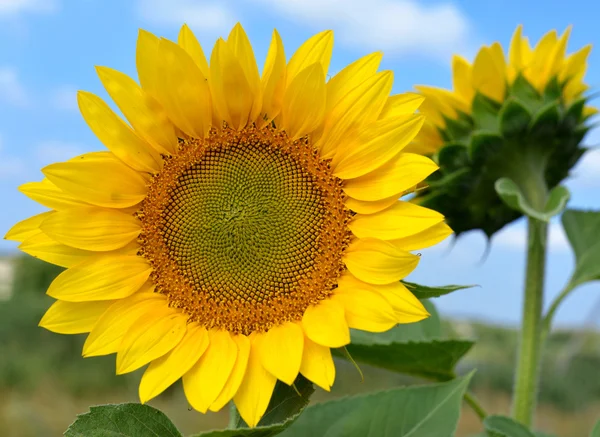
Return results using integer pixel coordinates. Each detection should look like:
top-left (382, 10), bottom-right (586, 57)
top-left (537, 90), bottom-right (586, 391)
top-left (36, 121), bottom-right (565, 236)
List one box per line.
top-left (1, 0), bottom-right (599, 327)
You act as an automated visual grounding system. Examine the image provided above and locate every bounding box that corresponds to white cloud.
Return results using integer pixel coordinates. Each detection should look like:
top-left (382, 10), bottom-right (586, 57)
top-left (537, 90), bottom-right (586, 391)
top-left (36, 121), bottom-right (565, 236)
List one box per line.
top-left (50, 85), bottom-right (78, 112)
top-left (0, 67), bottom-right (30, 107)
top-left (35, 141), bottom-right (86, 166)
top-left (494, 221), bottom-right (570, 253)
top-left (0, 0), bottom-right (58, 17)
top-left (567, 146), bottom-right (600, 188)
top-left (247, 0), bottom-right (471, 59)
top-left (136, 0), bottom-right (236, 32)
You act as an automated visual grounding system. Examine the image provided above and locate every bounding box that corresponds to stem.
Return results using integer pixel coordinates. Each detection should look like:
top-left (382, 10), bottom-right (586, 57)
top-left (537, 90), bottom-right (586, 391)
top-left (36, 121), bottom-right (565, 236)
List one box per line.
top-left (463, 392), bottom-right (488, 421)
top-left (511, 217), bottom-right (548, 427)
top-left (228, 401), bottom-right (242, 429)
top-left (541, 283), bottom-right (574, 344)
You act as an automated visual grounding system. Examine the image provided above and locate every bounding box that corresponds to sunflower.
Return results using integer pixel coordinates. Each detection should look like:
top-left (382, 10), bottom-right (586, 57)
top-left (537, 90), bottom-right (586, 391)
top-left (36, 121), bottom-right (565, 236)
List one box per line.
top-left (5, 24), bottom-right (449, 426)
top-left (408, 25), bottom-right (595, 237)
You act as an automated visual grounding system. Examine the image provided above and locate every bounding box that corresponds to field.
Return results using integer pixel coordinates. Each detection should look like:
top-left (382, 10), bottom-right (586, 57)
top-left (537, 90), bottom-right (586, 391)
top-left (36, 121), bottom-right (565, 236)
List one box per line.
top-left (1, 255), bottom-right (599, 437)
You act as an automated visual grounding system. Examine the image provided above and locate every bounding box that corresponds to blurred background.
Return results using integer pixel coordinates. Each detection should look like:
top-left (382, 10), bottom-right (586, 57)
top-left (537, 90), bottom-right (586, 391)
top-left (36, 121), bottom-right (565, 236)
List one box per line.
top-left (1, 1), bottom-right (599, 436)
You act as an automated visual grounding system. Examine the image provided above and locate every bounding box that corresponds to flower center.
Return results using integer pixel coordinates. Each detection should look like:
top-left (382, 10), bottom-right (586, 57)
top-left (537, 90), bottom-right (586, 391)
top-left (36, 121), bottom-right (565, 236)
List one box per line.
top-left (139, 126), bottom-right (352, 334)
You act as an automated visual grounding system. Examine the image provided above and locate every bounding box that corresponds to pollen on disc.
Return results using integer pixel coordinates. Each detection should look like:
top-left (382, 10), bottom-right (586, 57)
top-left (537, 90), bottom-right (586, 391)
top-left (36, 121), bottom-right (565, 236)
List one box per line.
top-left (139, 126), bottom-right (352, 335)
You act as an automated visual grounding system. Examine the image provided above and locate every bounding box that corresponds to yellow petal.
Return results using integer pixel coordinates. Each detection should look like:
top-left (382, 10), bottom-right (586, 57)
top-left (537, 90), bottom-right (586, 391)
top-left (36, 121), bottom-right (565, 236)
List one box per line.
top-left (560, 45), bottom-right (592, 82)
top-left (406, 121), bottom-right (444, 155)
top-left (333, 114), bottom-right (424, 179)
top-left (183, 329), bottom-right (238, 413)
top-left (280, 63), bottom-right (326, 140)
top-left (78, 91), bottom-right (162, 173)
top-left (379, 92), bottom-right (425, 120)
top-left (528, 30), bottom-right (558, 90)
top-left (258, 321), bottom-right (303, 385)
top-left (391, 222), bottom-right (453, 251)
top-left (326, 52), bottom-right (382, 112)
top-left (19, 232), bottom-right (94, 268)
top-left (333, 284), bottom-right (398, 332)
top-left (318, 71), bottom-right (394, 159)
top-left (19, 178), bottom-right (89, 211)
top-left (259, 29), bottom-right (286, 125)
top-left (343, 153), bottom-right (438, 201)
top-left (489, 42), bottom-right (507, 75)
top-left (349, 201), bottom-right (444, 241)
top-left (41, 207), bottom-right (140, 251)
top-left (301, 298), bottom-right (350, 348)
top-left (136, 29), bottom-right (160, 95)
top-left (178, 24), bottom-right (210, 78)
top-left (116, 308), bottom-right (187, 374)
top-left (233, 336), bottom-right (277, 428)
top-left (209, 334), bottom-right (251, 412)
top-left (4, 212), bottom-right (52, 242)
top-left (509, 25), bottom-right (524, 70)
top-left (344, 238), bottom-right (419, 285)
top-left (452, 55), bottom-right (474, 103)
top-left (39, 299), bottom-right (115, 334)
top-left (286, 30), bottom-right (333, 87)
top-left (344, 195), bottom-right (399, 215)
top-left (96, 66), bottom-right (178, 155)
top-left (299, 336), bottom-right (335, 392)
top-left (583, 106), bottom-right (598, 117)
top-left (210, 39), bottom-right (253, 130)
top-left (472, 46), bottom-right (506, 102)
top-left (227, 23), bottom-right (262, 122)
top-left (414, 85), bottom-right (467, 117)
top-left (43, 152), bottom-right (148, 209)
top-left (83, 290), bottom-right (164, 357)
top-left (155, 38), bottom-right (212, 138)
top-left (337, 274), bottom-right (428, 323)
top-left (139, 323), bottom-right (209, 403)
top-left (47, 255), bottom-right (151, 302)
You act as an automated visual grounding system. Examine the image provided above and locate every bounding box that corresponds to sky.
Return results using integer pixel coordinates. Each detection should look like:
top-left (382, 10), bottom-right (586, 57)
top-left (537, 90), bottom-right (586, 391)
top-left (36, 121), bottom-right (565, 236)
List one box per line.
top-left (1, 0), bottom-right (599, 327)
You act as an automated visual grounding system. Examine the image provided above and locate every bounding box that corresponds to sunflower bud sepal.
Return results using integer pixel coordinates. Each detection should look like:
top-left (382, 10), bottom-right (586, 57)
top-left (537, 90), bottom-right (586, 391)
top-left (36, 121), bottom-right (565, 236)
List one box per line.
top-left (495, 178), bottom-right (571, 222)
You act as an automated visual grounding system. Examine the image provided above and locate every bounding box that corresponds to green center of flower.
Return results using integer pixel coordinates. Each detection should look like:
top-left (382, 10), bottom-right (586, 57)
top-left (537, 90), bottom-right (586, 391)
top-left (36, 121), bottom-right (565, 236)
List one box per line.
top-left (139, 126), bottom-right (352, 334)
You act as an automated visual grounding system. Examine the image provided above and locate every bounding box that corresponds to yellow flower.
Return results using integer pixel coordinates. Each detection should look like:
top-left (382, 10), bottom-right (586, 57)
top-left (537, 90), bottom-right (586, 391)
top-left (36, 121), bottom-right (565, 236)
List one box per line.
top-left (5, 24), bottom-right (449, 426)
top-left (410, 25), bottom-right (595, 156)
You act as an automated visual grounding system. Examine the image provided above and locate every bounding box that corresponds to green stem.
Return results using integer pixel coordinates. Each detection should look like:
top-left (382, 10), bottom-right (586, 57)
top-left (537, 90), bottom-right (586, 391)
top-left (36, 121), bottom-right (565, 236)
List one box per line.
top-left (511, 217), bottom-right (548, 427)
top-left (541, 283), bottom-right (574, 344)
top-left (463, 392), bottom-right (488, 421)
top-left (228, 401), bottom-right (242, 429)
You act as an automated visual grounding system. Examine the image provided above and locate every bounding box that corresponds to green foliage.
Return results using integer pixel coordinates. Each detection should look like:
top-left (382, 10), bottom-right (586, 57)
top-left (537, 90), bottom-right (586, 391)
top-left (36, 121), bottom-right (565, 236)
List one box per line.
top-left (230, 375), bottom-right (314, 429)
top-left (278, 373), bottom-right (474, 437)
top-left (591, 419), bottom-right (600, 437)
top-left (494, 178), bottom-right (570, 221)
top-left (562, 209), bottom-right (600, 287)
top-left (64, 404), bottom-right (182, 437)
top-left (499, 99), bottom-right (532, 138)
top-left (402, 281), bottom-right (475, 300)
top-left (483, 415), bottom-right (535, 437)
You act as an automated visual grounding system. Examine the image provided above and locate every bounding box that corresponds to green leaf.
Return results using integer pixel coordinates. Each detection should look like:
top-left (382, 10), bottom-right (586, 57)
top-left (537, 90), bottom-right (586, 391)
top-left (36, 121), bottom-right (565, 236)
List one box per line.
top-left (494, 178), bottom-right (569, 221)
top-left (402, 281), bottom-right (476, 300)
top-left (443, 116), bottom-right (473, 141)
top-left (279, 373), bottom-right (474, 437)
top-left (562, 209), bottom-right (600, 287)
top-left (534, 433), bottom-right (557, 437)
top-left (483, 415), bottom-right (535, 437)
top-left (344, 339), bottom-right (474, 381)
top-left (258, 375), bottom-right (314, 427)
top-left (64, 403), bottom-right (182, 437)
top-left (500, 98), bottom-right (532, 138)
top-left (591, 419), bottom-right (600, 437)
top-left (351, 299), bottom-right (441, 344)
top-left (563, 98), bottom-right (586, 129)
top-left (229, 374), bottom-right (314, 429)
top-left (472, 93), bottom-right (502, 132)
top-left (529, 102), bottom-right (560, 137)
top-left (192, 423), bottom-right (292, 437)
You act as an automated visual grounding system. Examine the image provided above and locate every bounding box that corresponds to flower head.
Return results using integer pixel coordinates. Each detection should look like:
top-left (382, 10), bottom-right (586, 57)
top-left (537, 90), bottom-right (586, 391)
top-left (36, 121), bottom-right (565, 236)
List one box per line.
top-left (410, 25), bottom-right (595, 236)
top-left (5, 24), bottom-right (449, 426)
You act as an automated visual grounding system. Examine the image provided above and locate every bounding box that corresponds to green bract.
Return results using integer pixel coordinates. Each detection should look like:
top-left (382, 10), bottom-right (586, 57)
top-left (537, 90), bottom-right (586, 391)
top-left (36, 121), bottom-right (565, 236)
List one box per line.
top-left (416, 75), bottom-right (592, 237)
